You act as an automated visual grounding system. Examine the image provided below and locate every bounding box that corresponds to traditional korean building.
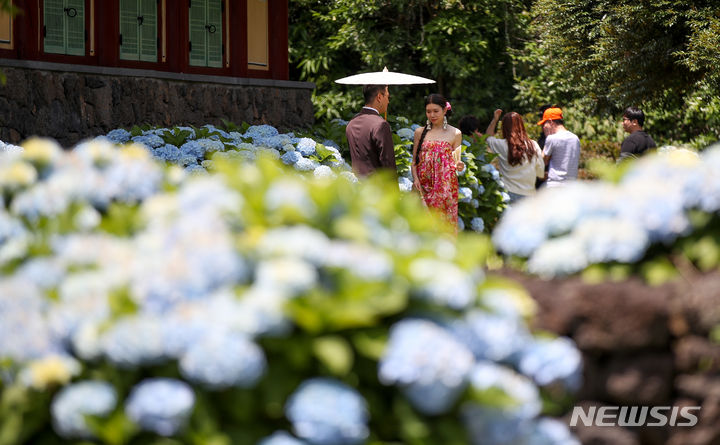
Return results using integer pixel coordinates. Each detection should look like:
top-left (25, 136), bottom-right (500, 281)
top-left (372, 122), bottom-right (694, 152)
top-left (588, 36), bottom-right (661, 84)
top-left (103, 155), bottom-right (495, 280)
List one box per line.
top-left (0, 1), bottom-right (314, 145)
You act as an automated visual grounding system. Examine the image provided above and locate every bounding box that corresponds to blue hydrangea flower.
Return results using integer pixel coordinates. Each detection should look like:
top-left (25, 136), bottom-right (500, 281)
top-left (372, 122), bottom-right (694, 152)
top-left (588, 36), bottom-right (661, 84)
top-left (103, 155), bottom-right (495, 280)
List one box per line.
top-left (185, 164), bottom-right (207, 174)
top-left (459, 187), bottom-right (473, 203)
top-left (202, 124), bottom-right (231, 139)
top-left (322, 139), bottom-right (341, 150)
top-left (125, 378), bottom-right (195, 436)
top-left (296, 138), bottom-right (317, 157)
top-left (0, 280), bottom-right (61, 361)
top-left (106, 128), bottom-right (131, 144)
top-left (254, 257), bottom-right (318, 295)
top-left (397, 128), bottom-right (414, 140)
top-left (10, 180), bottom-right (73, 222)
top-left (339, 171), bottom-right (358, 183)
top-left (313, 165), bottom-right (335, 179)
top-left (285, 378), bottom-right (369, 445)
top-left (466, 361), bottom-right (542, 419)
top-left (132, 134), bottom-right (165, 149)
top-left (90, 152), bottom-right (163, 206)
top-left (323, 241), bottom-right (393, 281)
top-left (447, 310), bottom-right (532, 363)
top-left (180, 331), bottom-right (267, 389)
top-left (379, 319), bottom-right (474, 415)
top-left (258, 431), bottom-right (308, 445)
top-left (527, 236), bottom-right (588, 278)
top-left (15, 257), bottom-right (66, 290)
top-left (470, 217), bottom-right (484, 232)
top-left (398, 176), bottom-right (413, 192)
top-left (256, 225), bottom-right (330, 264)
top-left (265, 179), bottom-right (317, 218)
top-left (180, 140), bottom-right (206, 159)
top-left (100, 315), bottom-right (167, 368)
top-left (0, 140), bottom-right (24, 154)
top-left (462, 404), bottom-right (535, 445)
top-left (244, 125), bottom-right (279, 140)
top-left (281, 151), bottom-right (302, 165)
top-left (516, 337), bottom-right (583, 392)
top-left (196, 138), bottom-right (226, 154)
top-left (154, 144), bottom-right (182, 162)
top-left (524, 417), bottom-right (581, 445)
top-left (51, 380), bottom-right (117, 439)
top-left (481, 163), bottom-right (500, 180)
top-left (408, 258), bottom-right (478, 309)
top-left (295, 158), bottom-right (319, 172)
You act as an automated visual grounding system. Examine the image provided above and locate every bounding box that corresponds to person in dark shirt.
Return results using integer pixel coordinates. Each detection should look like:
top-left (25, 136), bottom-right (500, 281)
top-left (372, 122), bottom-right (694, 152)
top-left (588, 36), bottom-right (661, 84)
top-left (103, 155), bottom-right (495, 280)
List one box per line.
top-left (619, 106), bottom-right (656, 162)
top-left (345, 84), bottom-right (397, 177)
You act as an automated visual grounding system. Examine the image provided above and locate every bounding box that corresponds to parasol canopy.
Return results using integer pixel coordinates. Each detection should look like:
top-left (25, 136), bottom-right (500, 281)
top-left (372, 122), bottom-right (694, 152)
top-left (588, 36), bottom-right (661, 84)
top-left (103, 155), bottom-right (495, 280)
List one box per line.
top-left (335, 67), bottom-right (435, 85)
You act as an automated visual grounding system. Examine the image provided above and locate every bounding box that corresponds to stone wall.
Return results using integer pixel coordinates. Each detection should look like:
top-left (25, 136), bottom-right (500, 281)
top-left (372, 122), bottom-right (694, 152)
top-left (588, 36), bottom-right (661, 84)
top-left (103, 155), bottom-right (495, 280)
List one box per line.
top-left (502, 269), bottom-right (720, 445)
top-left (0, 62), bottom-right (314, 147)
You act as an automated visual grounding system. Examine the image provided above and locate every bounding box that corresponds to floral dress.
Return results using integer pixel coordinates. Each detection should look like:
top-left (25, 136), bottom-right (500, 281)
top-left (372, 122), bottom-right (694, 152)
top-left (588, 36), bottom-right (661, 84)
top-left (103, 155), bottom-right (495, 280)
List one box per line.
top-left (417, 140), bottom-right (458, 229)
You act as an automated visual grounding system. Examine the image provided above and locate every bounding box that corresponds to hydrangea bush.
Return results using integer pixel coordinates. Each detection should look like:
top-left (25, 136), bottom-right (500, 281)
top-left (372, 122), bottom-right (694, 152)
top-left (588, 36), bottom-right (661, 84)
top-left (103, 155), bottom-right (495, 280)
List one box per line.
top-left (110, 118), bottom-right (508, 233)
top-left (493, 144), bottom-right (720, 283)
top-left (104, 122), bottom-right (354, 181)
top-left (0, 137), bottom-right (580, 445)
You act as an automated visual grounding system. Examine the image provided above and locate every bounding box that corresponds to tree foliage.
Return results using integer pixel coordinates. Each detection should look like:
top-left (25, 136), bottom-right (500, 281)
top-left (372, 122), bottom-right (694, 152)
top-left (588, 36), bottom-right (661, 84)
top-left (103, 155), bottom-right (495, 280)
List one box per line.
top-left (513, 0), bottom-right (720, 145)
top-left (289, 0), bottom-right (532, 123)
top-left (290, 0), bottom-right (720, 146)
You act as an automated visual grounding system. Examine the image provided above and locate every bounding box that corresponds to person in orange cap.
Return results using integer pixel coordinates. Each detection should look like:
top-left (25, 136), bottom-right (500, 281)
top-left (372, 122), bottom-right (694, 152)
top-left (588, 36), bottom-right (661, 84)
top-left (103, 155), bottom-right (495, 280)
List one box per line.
top-left (537, 107), bottom-right (580, 188)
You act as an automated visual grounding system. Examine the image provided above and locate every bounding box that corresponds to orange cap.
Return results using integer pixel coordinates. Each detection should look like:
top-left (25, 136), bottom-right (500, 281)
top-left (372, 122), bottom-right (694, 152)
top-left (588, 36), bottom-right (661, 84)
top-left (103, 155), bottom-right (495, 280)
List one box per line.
top-left (537, 107), bottom-right (563, 126)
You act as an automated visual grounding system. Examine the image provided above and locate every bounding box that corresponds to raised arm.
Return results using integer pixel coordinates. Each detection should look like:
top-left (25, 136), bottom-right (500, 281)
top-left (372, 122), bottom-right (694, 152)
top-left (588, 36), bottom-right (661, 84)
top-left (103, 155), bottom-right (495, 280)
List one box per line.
top-left (485, 109), bottom-right (503, 136)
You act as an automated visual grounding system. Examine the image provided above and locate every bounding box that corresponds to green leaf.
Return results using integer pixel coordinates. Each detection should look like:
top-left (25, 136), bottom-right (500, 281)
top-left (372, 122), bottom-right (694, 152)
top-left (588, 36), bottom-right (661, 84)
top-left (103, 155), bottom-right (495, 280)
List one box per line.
top-left (710, 325), bottom-right (720, 344)
top-left (98, 203), bottom-right (141, 236)
top-left (352, 330), bottom-right (387, 361)
top-left (313, 336), bottom-right (354, 376)
top-left (640, 257), bottom-right (678, 286)
top-left (108, 286), bottom-right (139, 319)
top-left (85, 410), bottom-right (138, 445)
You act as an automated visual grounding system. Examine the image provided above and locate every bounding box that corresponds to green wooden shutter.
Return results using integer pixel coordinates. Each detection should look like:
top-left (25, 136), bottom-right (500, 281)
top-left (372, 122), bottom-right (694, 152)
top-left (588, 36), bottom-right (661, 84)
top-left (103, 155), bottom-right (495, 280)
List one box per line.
top-left (139, 0), bottom-right (157, 62)
top-left (188, 0), bottom-right (206, 66)
top-left (65, 0), bottom-right (85, 55)
top-left (119, 0), bottom-right (138, 60)
top-left (44, 0), bottom-right (65, 54)
top-left (206, 0), bottom-right (222, 67)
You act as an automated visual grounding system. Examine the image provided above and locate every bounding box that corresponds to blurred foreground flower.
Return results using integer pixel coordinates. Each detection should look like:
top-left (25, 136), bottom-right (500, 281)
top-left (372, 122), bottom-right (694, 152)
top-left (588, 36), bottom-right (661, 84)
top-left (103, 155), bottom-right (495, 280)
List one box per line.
top-left (0, 136), bottom-right (580, 444)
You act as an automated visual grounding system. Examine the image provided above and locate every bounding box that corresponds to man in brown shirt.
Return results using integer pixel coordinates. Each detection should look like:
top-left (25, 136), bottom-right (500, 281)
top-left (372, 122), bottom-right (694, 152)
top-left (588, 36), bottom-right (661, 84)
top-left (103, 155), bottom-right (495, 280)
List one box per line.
top-left (345, 85), bottom-right (397, 177)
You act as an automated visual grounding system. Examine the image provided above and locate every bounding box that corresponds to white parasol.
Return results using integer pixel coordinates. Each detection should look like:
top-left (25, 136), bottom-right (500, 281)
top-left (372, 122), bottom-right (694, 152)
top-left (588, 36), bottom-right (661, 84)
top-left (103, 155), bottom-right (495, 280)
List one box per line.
top-left (335, 67), bottom-right (435, 85)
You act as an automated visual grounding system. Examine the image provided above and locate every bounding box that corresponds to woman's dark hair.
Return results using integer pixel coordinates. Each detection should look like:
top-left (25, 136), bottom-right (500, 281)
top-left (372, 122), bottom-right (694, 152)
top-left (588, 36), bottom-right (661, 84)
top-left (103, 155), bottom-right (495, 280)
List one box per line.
top-left (459, 115), bottom-right (480, 136)
top-left (414, 94), bottom-right (450, 166)
top-left (502, 112), bottom-right (537, 167)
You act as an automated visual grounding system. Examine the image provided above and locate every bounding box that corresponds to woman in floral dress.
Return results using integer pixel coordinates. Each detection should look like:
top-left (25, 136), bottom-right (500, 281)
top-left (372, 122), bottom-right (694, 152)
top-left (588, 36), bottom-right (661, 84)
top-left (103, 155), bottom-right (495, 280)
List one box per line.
top-left (411, 94), bottom-right (465, 231)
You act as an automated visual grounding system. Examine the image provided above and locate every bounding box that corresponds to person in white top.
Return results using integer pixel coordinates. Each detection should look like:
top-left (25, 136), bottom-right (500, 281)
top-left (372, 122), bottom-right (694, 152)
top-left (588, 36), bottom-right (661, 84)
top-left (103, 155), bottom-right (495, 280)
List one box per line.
top-left (484, 109), bottom-right (545, 202)
top-left (536, 107), bottom-right (580, 187)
